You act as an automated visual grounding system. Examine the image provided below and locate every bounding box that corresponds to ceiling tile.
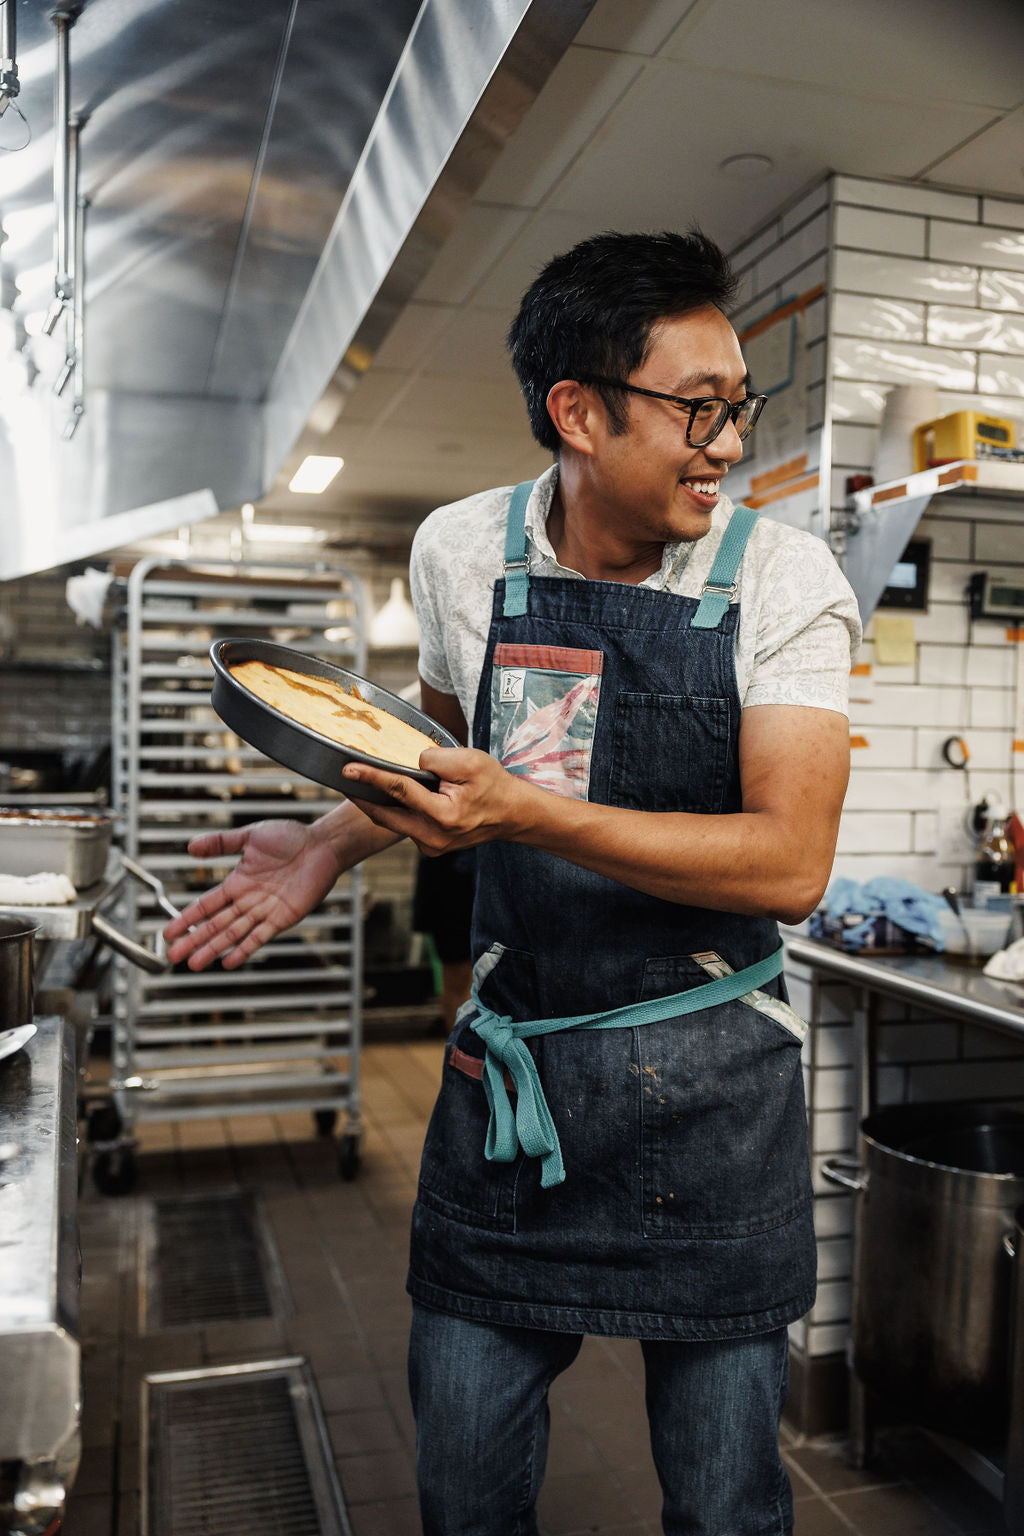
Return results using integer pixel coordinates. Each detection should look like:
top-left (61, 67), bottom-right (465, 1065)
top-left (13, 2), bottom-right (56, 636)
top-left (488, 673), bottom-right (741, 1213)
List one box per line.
top-left (474, 46), bottom-right (644, 210)
top-left (574, 0), bottom-right (701, 55)
top-left (665, 0), bottom-right (1024, 109)
top-left (371, 303), bottom-right (458, 372)
top-left (923, 111), bottom-right (1024, 199)
top-left (469, 210), bottom-right (621, 312)
top-left (326, 368), bottom-right (411, 428)
top-left (383, 371), bottom-right (529, 434)
top-left (421, 306), bottom-right (514, 380)
top-left (412, 204), bottom-right (532, 305)
top-left (547, 66), bottom-right (995, 248)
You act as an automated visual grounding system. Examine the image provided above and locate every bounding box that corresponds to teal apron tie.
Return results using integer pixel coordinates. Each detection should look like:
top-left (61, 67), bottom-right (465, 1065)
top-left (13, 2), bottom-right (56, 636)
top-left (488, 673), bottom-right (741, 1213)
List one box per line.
top-left (470, 944), bottom-right (785, 1188)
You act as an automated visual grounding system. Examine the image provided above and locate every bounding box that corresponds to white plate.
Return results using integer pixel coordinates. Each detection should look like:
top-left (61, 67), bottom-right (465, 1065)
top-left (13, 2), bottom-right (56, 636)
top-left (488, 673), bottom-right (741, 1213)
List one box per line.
top-left (0, 1023), bottom-right (37, 1063)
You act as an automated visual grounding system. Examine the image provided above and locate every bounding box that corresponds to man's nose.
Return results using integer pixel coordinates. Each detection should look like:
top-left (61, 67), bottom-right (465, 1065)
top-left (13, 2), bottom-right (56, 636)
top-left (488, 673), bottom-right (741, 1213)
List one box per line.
top-left (708, 416), bottom-right (745, 463)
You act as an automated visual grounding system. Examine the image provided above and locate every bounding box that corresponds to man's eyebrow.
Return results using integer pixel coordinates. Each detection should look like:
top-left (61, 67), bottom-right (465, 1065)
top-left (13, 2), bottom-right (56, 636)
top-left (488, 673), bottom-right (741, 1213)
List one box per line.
top-left (670, 368), bottom-right (752, 395)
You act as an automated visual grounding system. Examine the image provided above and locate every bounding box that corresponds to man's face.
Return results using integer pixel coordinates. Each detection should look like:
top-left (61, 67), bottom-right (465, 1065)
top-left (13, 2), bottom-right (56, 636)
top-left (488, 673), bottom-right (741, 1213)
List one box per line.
top-left (591, 305), bottom-right (749, 545)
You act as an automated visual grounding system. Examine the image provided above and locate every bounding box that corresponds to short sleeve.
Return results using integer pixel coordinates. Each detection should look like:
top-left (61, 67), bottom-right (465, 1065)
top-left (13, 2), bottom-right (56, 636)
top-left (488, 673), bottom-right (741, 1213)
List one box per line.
top-left (409, 521), bottom-right (455, 696)
top-left (742, 534), bottom-right (862, 715)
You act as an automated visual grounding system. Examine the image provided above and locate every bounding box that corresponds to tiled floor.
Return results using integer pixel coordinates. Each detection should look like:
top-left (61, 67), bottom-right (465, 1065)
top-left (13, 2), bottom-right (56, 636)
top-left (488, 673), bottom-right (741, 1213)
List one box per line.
top-left (65, 1033), bottom-right (1009, 1536)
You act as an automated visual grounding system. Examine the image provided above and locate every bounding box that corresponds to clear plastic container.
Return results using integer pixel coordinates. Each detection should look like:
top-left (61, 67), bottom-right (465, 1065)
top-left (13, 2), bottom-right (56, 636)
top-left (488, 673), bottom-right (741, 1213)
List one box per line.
top-left (936, 906), bottom-right (1011, 962)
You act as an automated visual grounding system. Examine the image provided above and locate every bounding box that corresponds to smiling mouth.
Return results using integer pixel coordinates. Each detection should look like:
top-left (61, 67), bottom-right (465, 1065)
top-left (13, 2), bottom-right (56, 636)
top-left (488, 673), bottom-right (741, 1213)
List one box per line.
top-left (680, 477), bottom-right (720, 497)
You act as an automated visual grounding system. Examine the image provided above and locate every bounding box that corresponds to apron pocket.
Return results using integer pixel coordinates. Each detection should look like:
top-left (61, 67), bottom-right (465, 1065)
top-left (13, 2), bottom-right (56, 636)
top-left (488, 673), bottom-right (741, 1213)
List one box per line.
top-left (636, 957), bottom-right (811, 1240)
top-left (608, 693), bottom-right (731, 813)
top-left (489, 642), bottom-right (603, 800)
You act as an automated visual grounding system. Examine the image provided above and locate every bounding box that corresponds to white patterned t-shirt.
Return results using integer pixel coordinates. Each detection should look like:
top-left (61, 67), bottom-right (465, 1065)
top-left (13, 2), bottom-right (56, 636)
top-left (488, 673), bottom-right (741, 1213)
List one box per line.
top-left (409, 464), bottom-right (861, 730)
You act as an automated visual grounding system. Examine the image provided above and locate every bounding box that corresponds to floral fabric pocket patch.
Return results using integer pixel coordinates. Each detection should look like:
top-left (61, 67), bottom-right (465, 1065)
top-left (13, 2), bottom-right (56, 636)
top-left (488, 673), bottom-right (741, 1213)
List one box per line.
top-left (489, 642), bottom-right (603, 800)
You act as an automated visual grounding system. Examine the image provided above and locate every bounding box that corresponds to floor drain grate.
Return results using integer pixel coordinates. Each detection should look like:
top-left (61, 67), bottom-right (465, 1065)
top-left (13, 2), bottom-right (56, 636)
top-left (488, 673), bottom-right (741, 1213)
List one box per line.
top-left (143, 1359), bottom-right (352, 1536)
top-left (142, 1189), bottom-right (290, 1330)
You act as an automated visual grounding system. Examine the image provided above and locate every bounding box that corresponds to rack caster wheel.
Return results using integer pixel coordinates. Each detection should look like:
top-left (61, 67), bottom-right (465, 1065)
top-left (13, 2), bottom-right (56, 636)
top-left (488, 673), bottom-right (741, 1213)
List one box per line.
top-left (92, 1146), bottom-right (138, 1196)
top-left (338, 1133), bottom-right (360, 1181)
top-left (314, 1109), bottom-right (338, 1137)
top-left (86, 1103), bottom-right (123, 1144)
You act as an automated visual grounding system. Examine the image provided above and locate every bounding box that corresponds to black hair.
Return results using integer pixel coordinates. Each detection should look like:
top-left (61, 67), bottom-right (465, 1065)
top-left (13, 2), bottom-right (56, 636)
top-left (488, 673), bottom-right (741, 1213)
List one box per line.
top-left (506, 229), bottom-right (738, 454)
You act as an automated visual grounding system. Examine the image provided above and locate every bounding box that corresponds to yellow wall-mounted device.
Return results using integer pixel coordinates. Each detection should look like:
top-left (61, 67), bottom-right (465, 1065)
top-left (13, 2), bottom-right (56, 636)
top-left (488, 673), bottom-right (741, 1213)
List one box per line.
top-left (913, 410), bottom-right (1016, 471)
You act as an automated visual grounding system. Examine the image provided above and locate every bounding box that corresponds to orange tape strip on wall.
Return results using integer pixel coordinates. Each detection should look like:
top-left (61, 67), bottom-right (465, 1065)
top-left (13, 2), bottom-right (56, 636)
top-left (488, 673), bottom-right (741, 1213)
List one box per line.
top-left (750, 455), bottom-right (809, 496)
top-left (738, 284), bottom-right (827, 344)
top-left (746, 474), bottom-right (820, 509)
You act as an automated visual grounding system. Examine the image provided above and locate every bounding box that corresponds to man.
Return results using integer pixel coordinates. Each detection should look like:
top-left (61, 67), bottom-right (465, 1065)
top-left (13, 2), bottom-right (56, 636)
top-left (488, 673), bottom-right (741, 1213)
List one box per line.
top-left (165, 229), bottom-right (860, 1535)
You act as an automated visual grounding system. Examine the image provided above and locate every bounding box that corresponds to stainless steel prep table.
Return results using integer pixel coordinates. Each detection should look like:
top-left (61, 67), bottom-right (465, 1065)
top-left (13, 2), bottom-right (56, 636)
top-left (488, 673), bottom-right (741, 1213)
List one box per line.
top-left (786, 936), bottom-right (1024, 1527)
top-left (0, 1015), bottom-right (81, 1535)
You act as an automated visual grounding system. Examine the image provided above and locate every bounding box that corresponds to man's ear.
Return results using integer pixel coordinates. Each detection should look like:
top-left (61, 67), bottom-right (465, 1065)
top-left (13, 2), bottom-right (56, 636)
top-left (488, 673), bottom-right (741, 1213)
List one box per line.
top-left (546, 379), bottom-right (600, 457)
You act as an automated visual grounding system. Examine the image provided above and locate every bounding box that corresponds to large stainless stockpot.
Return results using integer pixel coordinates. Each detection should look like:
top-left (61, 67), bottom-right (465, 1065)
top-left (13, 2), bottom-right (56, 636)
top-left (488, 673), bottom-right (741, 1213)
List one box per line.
top-left (0, 916), bottom-right (37, 1031)
top-left (824, 1101), bottom-right (1024, 1442)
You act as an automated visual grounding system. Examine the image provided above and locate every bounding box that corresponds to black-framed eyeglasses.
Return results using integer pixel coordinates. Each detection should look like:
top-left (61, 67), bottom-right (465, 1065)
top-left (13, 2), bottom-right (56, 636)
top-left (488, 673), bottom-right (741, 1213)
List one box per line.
top-left (578, 376), bottom-right (767, 448)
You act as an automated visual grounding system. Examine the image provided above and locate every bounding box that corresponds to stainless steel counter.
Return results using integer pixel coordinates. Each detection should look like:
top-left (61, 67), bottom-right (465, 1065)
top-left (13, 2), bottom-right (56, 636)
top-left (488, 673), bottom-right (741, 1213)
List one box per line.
top-left (785, 937), bottom-right (1024, 1042)
top-left (786, 935), bottom-right (1024, 1518)
top-left (0, 1016), bottom-right (81, 1534)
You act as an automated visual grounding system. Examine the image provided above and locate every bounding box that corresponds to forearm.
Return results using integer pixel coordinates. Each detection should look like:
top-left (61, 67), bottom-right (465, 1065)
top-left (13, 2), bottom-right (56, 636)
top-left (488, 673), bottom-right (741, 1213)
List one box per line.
top-left (341, 707), bottom-right (849, 921)
top-left (512, 790), bottom-right (830, 922)
top-left (309, 799), bottom-right (404, 872)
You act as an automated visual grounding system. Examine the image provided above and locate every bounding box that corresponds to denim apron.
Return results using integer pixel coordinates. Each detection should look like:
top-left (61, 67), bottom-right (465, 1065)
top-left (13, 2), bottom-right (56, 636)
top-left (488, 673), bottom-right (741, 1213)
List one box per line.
top-left (407, 483), bottom-right (816, 1341)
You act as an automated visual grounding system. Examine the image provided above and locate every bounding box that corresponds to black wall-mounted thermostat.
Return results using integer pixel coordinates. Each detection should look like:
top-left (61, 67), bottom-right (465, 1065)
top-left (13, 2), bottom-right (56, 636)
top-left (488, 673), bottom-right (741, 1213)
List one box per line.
top-left (969, 571), bottom-right (1024, 621)
top-left (879, 538), bottom-right (931, 610)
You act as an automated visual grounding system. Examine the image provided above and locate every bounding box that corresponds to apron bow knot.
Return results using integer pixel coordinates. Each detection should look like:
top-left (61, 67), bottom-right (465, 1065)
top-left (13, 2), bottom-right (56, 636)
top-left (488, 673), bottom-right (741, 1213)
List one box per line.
top-left (470, 1003), bottom-right (566, 1189)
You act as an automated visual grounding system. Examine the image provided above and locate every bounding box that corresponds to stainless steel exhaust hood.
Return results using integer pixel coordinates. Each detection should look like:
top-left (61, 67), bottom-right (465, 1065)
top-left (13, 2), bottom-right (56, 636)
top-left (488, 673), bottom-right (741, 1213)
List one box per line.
top-left (0, 0), bottom-right (594, 580)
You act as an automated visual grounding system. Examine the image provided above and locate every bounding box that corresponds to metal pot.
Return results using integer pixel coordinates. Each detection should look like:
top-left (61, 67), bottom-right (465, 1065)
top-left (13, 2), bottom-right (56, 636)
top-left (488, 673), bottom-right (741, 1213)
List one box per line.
top-left (823, 1101), bottom-right (1024, 1442)
top-left (0, 916), bottom-right (37, 1031)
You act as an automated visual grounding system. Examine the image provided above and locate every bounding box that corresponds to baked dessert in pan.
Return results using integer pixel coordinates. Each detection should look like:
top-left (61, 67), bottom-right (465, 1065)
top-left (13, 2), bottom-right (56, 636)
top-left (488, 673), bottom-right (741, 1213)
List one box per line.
top-left (209, 639), bottom-right (459, 805)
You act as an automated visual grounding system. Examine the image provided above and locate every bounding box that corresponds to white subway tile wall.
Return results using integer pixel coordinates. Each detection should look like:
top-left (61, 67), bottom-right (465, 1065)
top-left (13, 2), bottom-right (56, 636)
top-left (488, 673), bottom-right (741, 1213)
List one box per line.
top-left (832, 292), bottom-right (926, 342)
top-left (834, 205), bottom-right (927, 258)
top-left (979, 355), bottom-right (1024, 397)
top-left (930, 221), bottom-right (1024, 272)
top-left (832, 336), bottom-right (977, 391)
top-left (982, 198), bottom-right (1024, 231)
top-left (725, 183), bottom-right (832, 516)
top-left (833, 248), bottom-right (978, 305)
top-left (746, 176), bottom-right (1024, 1361)
top-left (833, 176), bottom-right (979, 223)
top-left (927, 305), bottom-right (1024, 353)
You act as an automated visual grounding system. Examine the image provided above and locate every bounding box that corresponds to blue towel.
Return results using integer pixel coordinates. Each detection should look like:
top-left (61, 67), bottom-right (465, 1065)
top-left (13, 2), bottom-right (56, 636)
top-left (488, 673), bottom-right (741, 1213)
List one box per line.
top-left (815, 876), bottom-right (947, 950)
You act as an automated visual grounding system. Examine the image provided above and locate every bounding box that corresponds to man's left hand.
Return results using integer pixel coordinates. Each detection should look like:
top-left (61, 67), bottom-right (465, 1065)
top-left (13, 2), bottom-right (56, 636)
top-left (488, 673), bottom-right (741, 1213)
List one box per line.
top-left (342, 747), bottom-right (531, 854)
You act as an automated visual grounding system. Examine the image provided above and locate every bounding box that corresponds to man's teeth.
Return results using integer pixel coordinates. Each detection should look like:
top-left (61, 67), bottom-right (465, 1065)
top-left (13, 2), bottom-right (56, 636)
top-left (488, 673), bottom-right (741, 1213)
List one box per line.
top-left (683, 479), bottom-right (718, 495)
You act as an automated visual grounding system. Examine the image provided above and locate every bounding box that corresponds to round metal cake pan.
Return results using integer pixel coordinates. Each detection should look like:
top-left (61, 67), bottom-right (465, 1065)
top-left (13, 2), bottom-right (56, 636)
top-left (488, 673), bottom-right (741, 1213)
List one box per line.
top-left (209, 638), bottom-right (460, 805)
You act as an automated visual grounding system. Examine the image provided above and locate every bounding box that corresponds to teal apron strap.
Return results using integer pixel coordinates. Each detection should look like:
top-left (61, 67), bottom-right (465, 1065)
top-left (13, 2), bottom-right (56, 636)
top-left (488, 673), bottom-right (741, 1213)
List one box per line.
top-left (690, 504), bottom-right (759, 630)
top-left (502, 480), bottom-right (536, 618)
top-left (470, 943), bottom-right (785, 1188)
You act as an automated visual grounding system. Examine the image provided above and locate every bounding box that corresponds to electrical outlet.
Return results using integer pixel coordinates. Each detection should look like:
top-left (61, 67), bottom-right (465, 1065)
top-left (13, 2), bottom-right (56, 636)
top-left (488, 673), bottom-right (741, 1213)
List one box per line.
top-left (936, 803), bottom-right (978, 864)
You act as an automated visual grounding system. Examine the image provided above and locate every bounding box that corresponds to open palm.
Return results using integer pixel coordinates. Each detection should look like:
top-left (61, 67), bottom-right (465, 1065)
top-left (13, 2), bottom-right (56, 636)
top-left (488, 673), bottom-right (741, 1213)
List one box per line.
top-left (163, 818), bottom-right (341, 971)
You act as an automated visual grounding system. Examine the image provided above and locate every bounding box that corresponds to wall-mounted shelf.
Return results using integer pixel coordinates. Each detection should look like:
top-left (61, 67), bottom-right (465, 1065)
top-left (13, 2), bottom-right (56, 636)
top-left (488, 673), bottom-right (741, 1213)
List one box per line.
top-left (851, 459), bottom-right (1024, 516)
top-left (841, 461), bottom-right (1024, 623)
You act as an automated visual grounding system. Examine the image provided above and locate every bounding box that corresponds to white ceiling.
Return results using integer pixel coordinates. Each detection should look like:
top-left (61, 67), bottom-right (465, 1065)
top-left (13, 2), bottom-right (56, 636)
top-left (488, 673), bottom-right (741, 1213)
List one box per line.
top-left (259, 0), bottom-right (1024, 532)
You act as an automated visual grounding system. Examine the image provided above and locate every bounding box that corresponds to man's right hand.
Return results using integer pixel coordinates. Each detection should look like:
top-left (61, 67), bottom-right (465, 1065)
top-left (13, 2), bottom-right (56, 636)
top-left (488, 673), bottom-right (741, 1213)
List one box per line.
top-left (163, 818), bottom-right (344, 971)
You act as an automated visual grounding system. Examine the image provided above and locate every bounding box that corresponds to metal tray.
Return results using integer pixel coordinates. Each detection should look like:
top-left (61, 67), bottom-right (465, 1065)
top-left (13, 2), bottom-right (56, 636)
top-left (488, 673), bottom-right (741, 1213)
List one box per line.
top-left (209, 638), bottom-right (460, 805)
top-left (0, 809), bottom-right (115, 888)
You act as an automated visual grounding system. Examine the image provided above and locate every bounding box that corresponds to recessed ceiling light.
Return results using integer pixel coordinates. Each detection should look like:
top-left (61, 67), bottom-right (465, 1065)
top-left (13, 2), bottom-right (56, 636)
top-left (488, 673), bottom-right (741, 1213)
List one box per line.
top-left (288, 454), bottom-right (344, 494)
top-left (719, 153), bottom-right (775, 179)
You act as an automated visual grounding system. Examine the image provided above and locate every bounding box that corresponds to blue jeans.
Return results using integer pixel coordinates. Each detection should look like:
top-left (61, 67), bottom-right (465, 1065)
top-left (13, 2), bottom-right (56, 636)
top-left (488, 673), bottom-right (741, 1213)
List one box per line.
top-left (409, 1303), bottom-right (793, 1536)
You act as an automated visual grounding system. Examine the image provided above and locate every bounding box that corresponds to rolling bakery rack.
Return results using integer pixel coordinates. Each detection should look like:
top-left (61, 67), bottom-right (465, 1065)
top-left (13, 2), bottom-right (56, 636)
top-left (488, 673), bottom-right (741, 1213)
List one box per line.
top-left (104, 556), bottom-right (367, 1193)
